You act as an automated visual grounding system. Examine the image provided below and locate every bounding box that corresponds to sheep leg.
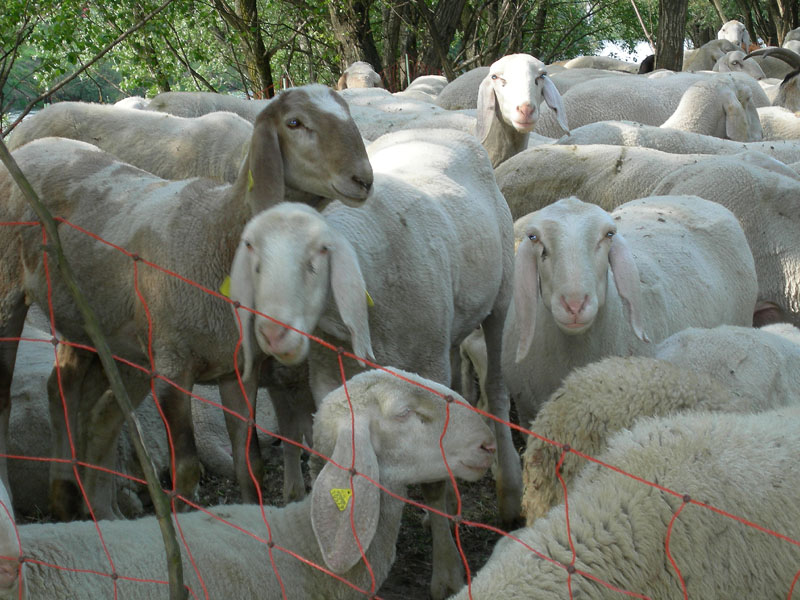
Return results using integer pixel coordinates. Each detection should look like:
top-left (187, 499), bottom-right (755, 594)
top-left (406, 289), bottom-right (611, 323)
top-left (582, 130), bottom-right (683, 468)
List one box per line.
top-left (47, 344), bottom-right (95, 520)
top-left (80, 363), bottom-right (151, 520)
top-left (421, 480), bottom-right (465, 600)
top-left (154, 376), bottom-right (201, 509)
top-left (217, 371), bottom-right (263, 503)
top-left (482, 310), bottom-right (523, 526)
top-left (0, 292), bottom-right (27, 506)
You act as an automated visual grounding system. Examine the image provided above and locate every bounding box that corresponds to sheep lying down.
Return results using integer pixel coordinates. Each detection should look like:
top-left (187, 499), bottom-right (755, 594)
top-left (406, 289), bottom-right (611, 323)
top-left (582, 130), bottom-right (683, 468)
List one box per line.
top-left (451, 407), bottom-right (800, 599)
top-left (0, 369), bottom-right (495, 599)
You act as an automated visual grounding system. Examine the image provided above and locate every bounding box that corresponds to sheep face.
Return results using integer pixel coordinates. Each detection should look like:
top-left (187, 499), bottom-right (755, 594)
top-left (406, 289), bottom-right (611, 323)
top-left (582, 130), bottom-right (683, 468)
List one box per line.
top-left (312, 369), bottom-right (496, 488)
top-left (477, 53), bottom-right (568, 137)
top-left (718, 19), bottom-right (750, 51)
top-left (513, 197), bottom-right (647, 361)
top-left (257, 85), bottom-right (374, 207)
top-left (230, 204), bottom-right (373, 376)
top-left (714, 50), bottom-right (766, 80)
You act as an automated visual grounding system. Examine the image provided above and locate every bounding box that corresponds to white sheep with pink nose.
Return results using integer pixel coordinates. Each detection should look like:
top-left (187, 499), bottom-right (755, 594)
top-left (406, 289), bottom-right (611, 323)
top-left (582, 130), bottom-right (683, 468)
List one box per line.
top-left (502, 194), bottom-right (758, 428)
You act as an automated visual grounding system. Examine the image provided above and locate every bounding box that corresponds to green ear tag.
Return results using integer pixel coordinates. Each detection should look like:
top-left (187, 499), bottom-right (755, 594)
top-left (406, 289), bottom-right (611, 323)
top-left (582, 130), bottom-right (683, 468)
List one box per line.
top-left (330, 488), bottom-right (353, 511)
top-left (220, 275), bottom-right (232, 298)
top-left (365, 289), bottom-right (374, 308)
top-left (247, 169), bottom-right (254, 191)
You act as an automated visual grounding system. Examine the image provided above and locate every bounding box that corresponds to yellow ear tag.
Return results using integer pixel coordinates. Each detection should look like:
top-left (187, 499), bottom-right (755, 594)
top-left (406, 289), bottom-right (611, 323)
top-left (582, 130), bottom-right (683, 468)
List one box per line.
top-left (365, 289), bottom-right (374, 308)
top-left (330, 488), bottom-right (353, 511)
top-left (247, 169), bottom-right (254, 191)
top-left (220, 275), bottom-right (232, 298)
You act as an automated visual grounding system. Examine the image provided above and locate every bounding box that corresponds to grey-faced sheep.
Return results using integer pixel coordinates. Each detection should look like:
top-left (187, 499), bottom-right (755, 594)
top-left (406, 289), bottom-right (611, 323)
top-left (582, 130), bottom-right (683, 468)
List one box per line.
top-left (229, 127), bottom-right (519, 599)
top-left (0, 368), bottom-right (496, 599)
top-left (450, 407), bottom-right (800, 599)
top-left (6, 101), bottom-right (254, 183)
top-left (0, 84), bottom-right (373, 520)
top-left (502, 195), bottom-right (758, 427)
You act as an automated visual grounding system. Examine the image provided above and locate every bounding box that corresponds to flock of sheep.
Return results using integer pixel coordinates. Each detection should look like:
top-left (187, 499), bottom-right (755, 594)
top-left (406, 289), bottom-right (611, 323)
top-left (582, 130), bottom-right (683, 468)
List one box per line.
top-left (0, 16), bottom-right (799, 599)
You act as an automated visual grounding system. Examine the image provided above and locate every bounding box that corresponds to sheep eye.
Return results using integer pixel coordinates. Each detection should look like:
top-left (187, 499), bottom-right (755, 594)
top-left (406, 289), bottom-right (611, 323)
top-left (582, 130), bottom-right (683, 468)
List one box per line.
top-left (287, 118), bottom-right (302, 129)
top-left (491, 74), bottom-right (498, 80)
top-left (528, 234), bottom-right (538, 242)
top-left (606, 231), bottom-right (615, 239)
top-left (244, 240), bottom-right (253, 251)
top-left (320, 245), bottom-right (329, 255)
top-left (395, 407), bottom-right (412, 421)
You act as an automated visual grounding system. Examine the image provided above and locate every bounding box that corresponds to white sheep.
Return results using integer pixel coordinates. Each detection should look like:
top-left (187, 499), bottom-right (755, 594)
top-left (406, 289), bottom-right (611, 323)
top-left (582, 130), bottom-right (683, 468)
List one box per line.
top-left (683, 38), bottom-right (741, 71)
top-left (757, 105), bottom-right (800, 139)
top-left (435, 66), bottom-right (490, 109)
top-left (475, 53), bottom-right (568, 167)
top-left (393, 74), bottom-right (449, 102)
top-left (0, 368), bottom-right (496, 599)
top-left (450, 407), bottom-right (800, 599)
top-left (717, 19), bottom-right (750, 50)
top-left (712, 49), bottom-right (767, 79)
top-left (561, 55), bottom-right (639, 73)
top-left (0, 84), bottom-right (373, 520)
top-left (502, 195), bottom-right (758, 427)
top-left (229, 128), bottom-right (519, 599)
top-left (145, 90), bottom-right (270, 120)
top-left (6, 101), bottom-right (254, 183)
top-left (113, 95), bottom-right (150, 110)
top-left (521, 323), bottom-right (800, 523)
top-left (336, 61), bottom-right (383, 90)
top-left (532, 71), bottom-right (770, 137)
top-left (547, 67), bottom-right (629, 95)
top-left (649, 155), bottom-right (800, 327)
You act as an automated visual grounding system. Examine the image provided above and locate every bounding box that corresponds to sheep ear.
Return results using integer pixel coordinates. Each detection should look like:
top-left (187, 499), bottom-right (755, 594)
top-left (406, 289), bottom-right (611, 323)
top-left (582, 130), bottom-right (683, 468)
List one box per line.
top-left (723, 94), bottom-right (751, 141)
top-left (311, 416), bottom-right (381, 574)
top-left (541, 76), bottom-right (569, 134)
top-left (247, 110), bottom-right (285, 211)
top-left (229, 239), bottom-right (258, 381)
top-left (476, 75), bottom-right (497, 142)
top-left (336, 73), bottom-right (348, 91)
top-left (513, 237), bottom-right (540, 362)
top-left (608, 234), bottom-right (650, 343)
top-left (329, 232), bottom-right (375, 362)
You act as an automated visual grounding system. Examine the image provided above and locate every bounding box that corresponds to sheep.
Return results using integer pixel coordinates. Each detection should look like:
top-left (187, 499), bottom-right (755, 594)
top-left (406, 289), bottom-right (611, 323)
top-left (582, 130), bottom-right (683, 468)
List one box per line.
top-left (435, 66), bottom-right (490, 109)
top-left (501, 195), bottom-right (758, 428)
top-left (556, 118), bottom-right (800, 161)
top-left (113, 95), bottom-right (150, 110)
top-left (547, 67), bottom-right (629, 95)
top-left (496, 143), bottom-right (800, 222)
top-left (145, 90), bottom-right (270, 120)
top-left (228, 128), bottom-right (519, 599)
top-left (532, 71), bottom-right (770, 137)
top-left (654, 323), bottom-right (800, 406)
top-left (450, 407), bottom-right (800, 599)
top-left (0, 368), bottom-right (496, 599)
top-left (393, 74), bottom-right (448, 102)
top-left (561, 55), bottom-right (639, 73)
top-left (6, 101), bottom-right (254, 183)
top-left (657, 75), bottom-right (762, 140)
top-left (717, 19), bottom-right (750, 51)
top-left (712, 49), bottom-right (767, 79)
top-left (520, 322), bottom-right (800, 524)
top-left (683, 38), bottom-right (741, 71)
top-left (745, 47), bottom-right (800, 110)
top-left (649, 156), bottom-right (800, 327)
top-left (757, 105), bottom-right (800, 139)
top-left (336, 60), bottom-right (383, 90)
top-left (476, 54), bottom-right (567, 167)
top-left (0, 84), bottom-right (374, 520)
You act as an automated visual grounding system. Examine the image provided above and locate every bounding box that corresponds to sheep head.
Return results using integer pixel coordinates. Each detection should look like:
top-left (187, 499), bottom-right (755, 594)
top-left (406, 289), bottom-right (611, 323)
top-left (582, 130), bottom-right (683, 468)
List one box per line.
top-left (513, 197), bottom-right (648, 361)
top-left (713, 50), bottom-right (766, 80)
top-left (230, 203), bottom-right (374, 379)
top-left (310, 368), bottom-right (495, 573)
top-left (718, 19), bottom-right (750, 52)
top-left (248, 84), bottom-right (373, 211)
top-left (476, 53), bottom-right (568, 141)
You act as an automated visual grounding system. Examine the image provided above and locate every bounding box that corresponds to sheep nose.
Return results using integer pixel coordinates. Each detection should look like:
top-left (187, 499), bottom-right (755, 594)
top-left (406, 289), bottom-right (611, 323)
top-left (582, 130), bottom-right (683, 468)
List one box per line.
top-left (561, 295), bottom-right (589, 316)
top-left (516, 102), bottom-right (534, 120)
top-left (481, 439), bottom-right (497, 454)
top-left (352, 174), bottom-right (372, 193)
top-left (259, 321), bottom-right (288, 348)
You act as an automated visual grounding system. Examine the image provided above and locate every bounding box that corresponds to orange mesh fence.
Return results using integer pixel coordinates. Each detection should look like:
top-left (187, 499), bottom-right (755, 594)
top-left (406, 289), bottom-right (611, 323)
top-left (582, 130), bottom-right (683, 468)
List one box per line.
top-left (0, 215), bottom-right (799, 599)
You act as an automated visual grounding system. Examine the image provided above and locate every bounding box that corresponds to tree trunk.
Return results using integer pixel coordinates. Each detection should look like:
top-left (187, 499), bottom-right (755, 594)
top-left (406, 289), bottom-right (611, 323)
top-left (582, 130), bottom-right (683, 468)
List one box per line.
top-left (655, 0), bottom-right (689, 71)
top-left (413, 0), bottom-right (465, 80)
top-left (529, 0), bottom-right (549, 60)
top-left (328, 1), bottom-right (383, 75)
